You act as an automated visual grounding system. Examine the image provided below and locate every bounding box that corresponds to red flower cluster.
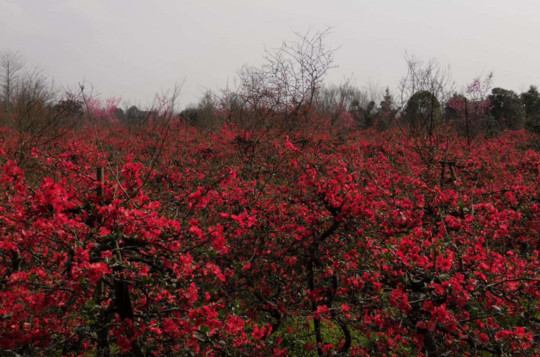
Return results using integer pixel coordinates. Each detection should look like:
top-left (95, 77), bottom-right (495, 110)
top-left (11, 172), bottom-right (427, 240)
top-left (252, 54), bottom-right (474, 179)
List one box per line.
top-left (0, 124), bottom-right (538, 356)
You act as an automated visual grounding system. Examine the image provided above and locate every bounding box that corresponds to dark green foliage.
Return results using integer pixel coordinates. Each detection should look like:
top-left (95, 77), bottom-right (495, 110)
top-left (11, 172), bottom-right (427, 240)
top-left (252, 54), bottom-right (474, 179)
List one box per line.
top-left (403, 90), bottom-right (442, 136)
top-left (375, 87), bottom-right (397, 131)
top-left (488, 88), bottom-right (525, 130)
top-left (114, 107), bottom-right (126, 121)
top-left (123, 106), bottom-right (156, 127)
top-left (54, 99), bottom-right (83, 118)
top-left (126, 105), bottom-right (142, 125)
top-left (364, 100), bottom-right (376, 127)
top-left (520, 85), bottom-right (540, 134)
top-left (179, 91), bottom-right (220, 129)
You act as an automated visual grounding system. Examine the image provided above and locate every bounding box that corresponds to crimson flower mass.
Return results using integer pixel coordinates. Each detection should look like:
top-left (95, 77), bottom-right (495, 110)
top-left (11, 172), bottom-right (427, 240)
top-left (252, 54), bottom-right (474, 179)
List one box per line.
top-left (0, 121), bottom-right (538, 355)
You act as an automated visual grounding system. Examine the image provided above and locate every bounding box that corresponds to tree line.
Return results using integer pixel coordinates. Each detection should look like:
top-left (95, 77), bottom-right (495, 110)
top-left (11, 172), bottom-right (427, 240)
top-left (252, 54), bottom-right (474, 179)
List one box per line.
top-left (2, 31), bottom-right (540, 142)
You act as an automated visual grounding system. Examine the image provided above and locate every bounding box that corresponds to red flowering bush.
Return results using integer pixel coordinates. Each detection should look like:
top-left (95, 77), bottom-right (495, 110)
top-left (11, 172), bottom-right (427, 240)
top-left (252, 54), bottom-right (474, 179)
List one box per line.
top-left (0, 122), bottom-right (538, 356)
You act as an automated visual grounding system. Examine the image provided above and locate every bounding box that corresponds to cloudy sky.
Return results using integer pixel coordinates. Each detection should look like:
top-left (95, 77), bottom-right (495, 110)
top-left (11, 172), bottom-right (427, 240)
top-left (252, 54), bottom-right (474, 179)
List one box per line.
top-left (1, 0), bottom-right (539, 109)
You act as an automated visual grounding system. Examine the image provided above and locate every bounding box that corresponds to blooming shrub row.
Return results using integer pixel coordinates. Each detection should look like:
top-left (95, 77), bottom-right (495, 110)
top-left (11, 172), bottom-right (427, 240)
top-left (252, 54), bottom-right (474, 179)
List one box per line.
top-left (0, 124), bottom-right (538, 356)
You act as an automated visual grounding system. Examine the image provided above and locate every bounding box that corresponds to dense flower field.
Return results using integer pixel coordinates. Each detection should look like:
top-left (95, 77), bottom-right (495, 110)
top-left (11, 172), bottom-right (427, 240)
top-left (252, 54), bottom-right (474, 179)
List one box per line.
top-left (0, 124), bottom-right (538, 356)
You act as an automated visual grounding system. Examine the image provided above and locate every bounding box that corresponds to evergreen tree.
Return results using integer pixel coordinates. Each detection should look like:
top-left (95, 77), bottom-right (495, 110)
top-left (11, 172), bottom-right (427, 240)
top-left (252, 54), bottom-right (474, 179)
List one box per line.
top-left (488, 88), bottom-right (525, 130)
top-left (403, 90), bottom-right (442, 136)
top-left (376, 87), bottom-right (396, 130)
top-left (520, 85), bottom-right (540, 133)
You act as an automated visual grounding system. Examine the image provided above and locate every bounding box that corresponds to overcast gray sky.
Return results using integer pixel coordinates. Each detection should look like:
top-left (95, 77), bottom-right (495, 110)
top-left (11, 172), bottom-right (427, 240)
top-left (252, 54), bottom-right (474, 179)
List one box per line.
top-left (1, 0), bottom-right (539, 109)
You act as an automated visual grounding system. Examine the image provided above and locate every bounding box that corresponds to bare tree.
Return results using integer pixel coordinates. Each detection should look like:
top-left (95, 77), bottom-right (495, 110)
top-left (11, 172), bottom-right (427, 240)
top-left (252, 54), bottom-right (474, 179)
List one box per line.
top-left (12, 69), bottom-right (74, 163)
top-left (316, 81), bottom-right (356, 131)
top-left (267, 28), bottom-right (336, 120)
top-left (229, 28), bottom-right (337, 131)
top-left (316, 78), bottom-right (385, 133)
top-left (398, 54), bottom-right (454, 137)
top-left (0, 50), bottom-right (79, 162)
top-left (0, 50), bottom-right (25, 118)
